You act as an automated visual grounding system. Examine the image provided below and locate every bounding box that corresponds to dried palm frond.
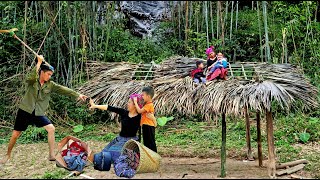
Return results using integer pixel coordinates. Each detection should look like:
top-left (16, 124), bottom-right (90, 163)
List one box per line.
top-left (153, 56), bottom-right (206, 79)
top-left (254, 63), bottom-right (318, 109)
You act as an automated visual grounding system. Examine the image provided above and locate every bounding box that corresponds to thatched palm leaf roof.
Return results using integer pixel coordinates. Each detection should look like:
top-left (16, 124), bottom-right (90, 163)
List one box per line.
top-left (78, 56), bottom-right (318, 121)
top-left (253, 63), bottom-right (318, 109)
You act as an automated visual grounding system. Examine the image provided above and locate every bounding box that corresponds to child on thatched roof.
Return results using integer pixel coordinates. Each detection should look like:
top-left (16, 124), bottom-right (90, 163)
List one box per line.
top-left (191, 61), bottom-right (207, 84)
top-left (133, 86), bottom-right (158, 153)
top-left (206, 52), bottom-right (228, 81)
top-left (207, 52), bottom-right (228, 75)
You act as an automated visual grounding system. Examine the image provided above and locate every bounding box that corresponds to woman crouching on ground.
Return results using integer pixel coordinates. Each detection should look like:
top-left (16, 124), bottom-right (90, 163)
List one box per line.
top-left (87, 94), bottom-right (155, 171)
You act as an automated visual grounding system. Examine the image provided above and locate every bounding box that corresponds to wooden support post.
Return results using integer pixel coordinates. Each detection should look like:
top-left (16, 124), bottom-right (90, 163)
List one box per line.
top-left (244, 107), bottom-right (253, 160)
top-left (256, 111), bottom-right (263, 167)
top-left (228, 63), bottom-right (234, 77)
top-left (241, 64), bottom-right (247, 80)
top-left (145, 63), bottom-right (154, 80)
top-left (221, 112), bottom-right (226, 178)
top-left (266, 109), bottom-right (276, 178)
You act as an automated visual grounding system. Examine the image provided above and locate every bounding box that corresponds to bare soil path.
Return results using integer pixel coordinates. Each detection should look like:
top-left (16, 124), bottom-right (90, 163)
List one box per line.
top-left (0, 141), bottom-right (313, 179)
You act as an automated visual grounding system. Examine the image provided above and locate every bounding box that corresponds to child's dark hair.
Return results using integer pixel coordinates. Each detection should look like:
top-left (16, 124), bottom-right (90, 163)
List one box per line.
top-left (196, 61), bottom-right (203, 68)
top-left (142, 86), bottom-right (154, 98)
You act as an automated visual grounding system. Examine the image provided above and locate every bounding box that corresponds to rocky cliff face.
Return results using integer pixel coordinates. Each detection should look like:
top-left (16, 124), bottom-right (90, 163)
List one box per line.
top-left (97, 1), bottom-right (177, 38)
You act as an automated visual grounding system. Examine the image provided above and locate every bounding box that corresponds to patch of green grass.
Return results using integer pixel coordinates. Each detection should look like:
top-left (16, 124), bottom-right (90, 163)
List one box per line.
top-left (0, 113), bottom-right (319, 178)
top-left (36, 169), bottom-right (69, 179)
top-left (303, 151), bottom-right (320, 178)
top-left (156, 119), bottom-right (267, 158)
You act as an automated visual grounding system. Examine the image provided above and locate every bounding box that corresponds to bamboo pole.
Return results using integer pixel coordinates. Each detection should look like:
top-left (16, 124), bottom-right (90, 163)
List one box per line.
top-left (14, 6), bottom-right (16, 25)
top-left (235, 1), bottom-right (238, 32)
top-left (219, 1), bottom-right (225, 46)
top-left (23, 1), bottom-right (28, 75)
top-left (315, 1), bottom-right (319, 22)
top-left (221, 112), bottom-right (226, 178)
top-left (257, 1), bottom-right (263, 62)
top-left (189, 1), bottom-right (192, 29)
top-left (276, 159), bottom-right (308, 170)
top-left (210, 2), bottom-right (214, 40)
top-left (196, 2), bottom-right (199, 33)
top-left (36, 6), bottom-right (61, 59)
top-left (230, 1), bottom-right (234, 40)
top-left (256, 110), bottom-right (263, 167)
top-left (224, 1), bottom-right (229, 38)
top-left (216, 1), bottom-right (220, 39)
top-left (185, 1), bottom-right (188, 42)
top-left (244, 107), bottom-right (253, 160)
top-left (93, 1), bottom-right (97, 62)
top-left (178, 1), bottom-right (181, 39)
top-left (105, 2), bottom-right (113, 61)
top-left (35, 1), bottom-right (38, 23)
top-left (44, 6), bottom-right (69, 50)
top-left (307, 2), bottom-right (316, 59)
top-left (266, 109), bottom-right (276, 178)
top-left (205, 1), bottom-right (209, 47)
top-left (262, 1), bottom-right (271, 63)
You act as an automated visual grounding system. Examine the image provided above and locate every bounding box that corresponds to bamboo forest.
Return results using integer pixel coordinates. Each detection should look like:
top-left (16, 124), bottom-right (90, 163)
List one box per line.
top-left (0, 1), bottom-right (319, 179)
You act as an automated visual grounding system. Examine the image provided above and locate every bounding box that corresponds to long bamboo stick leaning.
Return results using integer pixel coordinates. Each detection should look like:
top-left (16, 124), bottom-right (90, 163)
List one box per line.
top-left (0, 28), bottom-right (51, 66)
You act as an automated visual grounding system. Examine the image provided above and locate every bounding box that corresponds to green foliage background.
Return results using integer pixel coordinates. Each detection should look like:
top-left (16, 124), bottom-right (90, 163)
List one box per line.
top-left (0, 2), bottom-right (319, 168)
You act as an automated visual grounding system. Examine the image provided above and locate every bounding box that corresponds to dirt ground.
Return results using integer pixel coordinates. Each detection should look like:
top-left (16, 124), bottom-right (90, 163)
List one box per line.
top-left (0, 141), bottom-right (313, 179)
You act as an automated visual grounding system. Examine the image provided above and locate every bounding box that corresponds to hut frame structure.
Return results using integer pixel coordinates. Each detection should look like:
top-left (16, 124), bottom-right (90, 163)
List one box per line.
top-left (78, 56), bottom-right (318, 178)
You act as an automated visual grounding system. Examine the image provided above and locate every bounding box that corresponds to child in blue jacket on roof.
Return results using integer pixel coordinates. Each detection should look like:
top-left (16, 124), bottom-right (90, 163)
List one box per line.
top-left (208, 52), bottom-right (228, 75)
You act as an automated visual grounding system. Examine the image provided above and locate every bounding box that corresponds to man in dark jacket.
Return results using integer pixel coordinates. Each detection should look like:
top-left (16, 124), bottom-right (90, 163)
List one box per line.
top-left (0, 55), bottom-right (88, 164)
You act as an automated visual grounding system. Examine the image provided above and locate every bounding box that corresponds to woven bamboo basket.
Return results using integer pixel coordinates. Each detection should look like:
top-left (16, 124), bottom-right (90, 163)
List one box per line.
top-left (121, 139), bottom-right (161, 173)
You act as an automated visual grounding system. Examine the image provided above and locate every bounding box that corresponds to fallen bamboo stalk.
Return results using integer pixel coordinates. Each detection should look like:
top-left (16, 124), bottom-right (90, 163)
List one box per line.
top-left (63, 171), bottom-right (81, 179)
top-left (80, 174), bottom-right (95, 179)
top-left (290, 174), bottom-right (310, 179)
top-left (168, 160), bottom-right (220, 165)
top-left (276, 164), bottom-right (305, 176)
top-left (276, 159), bottom-right (308, 169)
